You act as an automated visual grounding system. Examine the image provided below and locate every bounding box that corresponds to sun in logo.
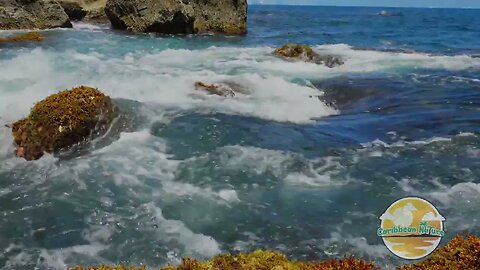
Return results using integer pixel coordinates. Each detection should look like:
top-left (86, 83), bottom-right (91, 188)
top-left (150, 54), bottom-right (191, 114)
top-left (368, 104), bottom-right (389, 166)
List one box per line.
top-left (377, 197), bottom-right (445, 259)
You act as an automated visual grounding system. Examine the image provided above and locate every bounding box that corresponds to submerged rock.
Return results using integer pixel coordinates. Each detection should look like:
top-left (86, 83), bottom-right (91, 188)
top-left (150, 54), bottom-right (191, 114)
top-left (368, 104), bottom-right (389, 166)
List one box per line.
top-left (274, 43), bottom-right (344, 68)
top-left (12, 86), bottom-right (116, 160)
top-left (194, 81), bottom-right (236, 97)
top-left (194, 81), bottom-right (250, 97)
top-left (105, 0), bottom-right (247, 35)
top-left (0, 32), bottom-right (45, 43)
top-left (0, 0), bottom-right (72, 30)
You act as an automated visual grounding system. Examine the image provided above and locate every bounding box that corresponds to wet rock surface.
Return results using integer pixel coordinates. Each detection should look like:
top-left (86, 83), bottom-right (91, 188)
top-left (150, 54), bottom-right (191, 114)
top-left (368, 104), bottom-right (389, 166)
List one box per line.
top-left (274, 43), bottom-right (344, 68)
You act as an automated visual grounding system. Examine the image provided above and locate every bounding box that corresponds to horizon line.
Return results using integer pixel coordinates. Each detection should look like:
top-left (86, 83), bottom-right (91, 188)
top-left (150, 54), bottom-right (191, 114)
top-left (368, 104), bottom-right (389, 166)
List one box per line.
top-left (249, 4), bottom-right (480, 9)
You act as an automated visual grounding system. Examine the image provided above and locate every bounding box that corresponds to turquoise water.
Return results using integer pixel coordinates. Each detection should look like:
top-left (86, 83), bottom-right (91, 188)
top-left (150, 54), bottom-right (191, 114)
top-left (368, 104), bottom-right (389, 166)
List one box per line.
top-left (0, 5), bottom-right (480, 269)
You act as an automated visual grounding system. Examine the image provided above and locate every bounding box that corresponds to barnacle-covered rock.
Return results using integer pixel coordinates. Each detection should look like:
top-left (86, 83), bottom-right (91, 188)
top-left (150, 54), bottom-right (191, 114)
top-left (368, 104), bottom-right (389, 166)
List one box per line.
top-left (0, 32), bottom-right (44, 43)
top-left (12, 86), bottom-right (115, 160)
top-left (398, 234), bottom-right (480, 270)
top-left (274, 43), bottom-right (344, 68)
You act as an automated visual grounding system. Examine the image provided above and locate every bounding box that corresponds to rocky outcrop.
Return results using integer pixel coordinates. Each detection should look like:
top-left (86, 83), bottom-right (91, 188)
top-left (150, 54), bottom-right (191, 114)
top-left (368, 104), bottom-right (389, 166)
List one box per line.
top-left (274, 43), bottom-right (344, 68)
top-left (59, 0), bottom-right (109, 23)
top-left (12, 86), bottom-right (115, 160)
top-left (105, 0), bottom-right (247, 35)
top-left (192, 0), bottom-right (247, 35)
top-left (0, 0), bottom-right (72, 30)
top-left (59, 1), bottom-right (88, 21)
top-left (0, 32), bottom-right (45, 43)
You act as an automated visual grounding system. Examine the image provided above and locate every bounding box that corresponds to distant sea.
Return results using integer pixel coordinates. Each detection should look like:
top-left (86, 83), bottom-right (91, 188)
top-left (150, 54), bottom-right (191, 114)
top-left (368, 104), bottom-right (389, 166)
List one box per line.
top-left (0, 5), bottom-right (479, 270)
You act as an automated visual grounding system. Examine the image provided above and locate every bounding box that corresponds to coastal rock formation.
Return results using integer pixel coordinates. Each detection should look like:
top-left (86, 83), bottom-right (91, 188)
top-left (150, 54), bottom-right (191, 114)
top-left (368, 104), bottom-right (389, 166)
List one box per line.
top-left (0, 0), bottom-right (72, 30)
top-left (105, 0), bottom-right (247, 35)
top-left (12, 86), bottom-right (115, 160)
top-left (59, 1), bottom-right (88, 21)
top-left (0, 32), bottom-right (45, 43)
top-left (274, 43), bottom-right (344, 68)
top-left (59, 0), bottom-right (109, 23)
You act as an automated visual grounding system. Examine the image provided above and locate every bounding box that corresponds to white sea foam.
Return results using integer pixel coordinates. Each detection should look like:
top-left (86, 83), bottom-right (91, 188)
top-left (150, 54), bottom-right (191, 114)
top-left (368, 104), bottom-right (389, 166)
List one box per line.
top-left (3, 44), bottom-right (479, 125)
top-left (72, 22), bottom-right (111, 31)
top-left (145, 202), bottom-right (221, 258)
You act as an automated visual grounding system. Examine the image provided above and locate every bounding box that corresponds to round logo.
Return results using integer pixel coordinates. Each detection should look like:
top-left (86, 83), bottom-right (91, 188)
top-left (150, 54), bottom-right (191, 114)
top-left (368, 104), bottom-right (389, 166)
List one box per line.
top-left (377, 197), bottom-right (445, 259)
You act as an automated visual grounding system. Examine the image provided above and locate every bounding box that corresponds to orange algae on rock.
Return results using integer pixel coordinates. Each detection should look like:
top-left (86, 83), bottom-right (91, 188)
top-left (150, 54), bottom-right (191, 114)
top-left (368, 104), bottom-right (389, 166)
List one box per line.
top-left (71, 266), bottom-right (147, 270)
top-left (398, 234), bottom-right (480, 270)
top-left (273, 43), bottom-right (344, 68)
top-left (12, 86), bottom-right (115, 160)
top-left (161, 250), bottom-right (378, 270)
top-left (0, 32), bottom-right (44, 43)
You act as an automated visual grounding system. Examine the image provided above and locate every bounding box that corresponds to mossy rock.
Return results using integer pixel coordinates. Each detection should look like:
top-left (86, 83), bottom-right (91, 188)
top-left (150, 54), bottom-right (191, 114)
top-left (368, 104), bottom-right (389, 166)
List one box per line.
top-left (273, 43), bottom-right (344, 68)
top-left (12, 86), bottom-right (116, 160)
top-left (398, 234), bottom-right (480, 270)
top-left (0, 32), bottom-right (45, 43)
top-left (161, 250), bottom-right (378, 270)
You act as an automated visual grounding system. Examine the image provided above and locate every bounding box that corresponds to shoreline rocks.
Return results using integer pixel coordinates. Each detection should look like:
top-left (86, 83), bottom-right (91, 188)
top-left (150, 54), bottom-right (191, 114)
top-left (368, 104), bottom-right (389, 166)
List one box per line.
top-left (58, 0), bottom-right (109, 23)
top-left (105, 0), bottom-right (247, 35)
top-left (59, 1), bottom-right (88, 21)
top-left (0, 0), bottom-right (72, 30)
top-left (12, 86), bottom-right (115, 160)
top-left (274, 43), bottom-right (344, 68)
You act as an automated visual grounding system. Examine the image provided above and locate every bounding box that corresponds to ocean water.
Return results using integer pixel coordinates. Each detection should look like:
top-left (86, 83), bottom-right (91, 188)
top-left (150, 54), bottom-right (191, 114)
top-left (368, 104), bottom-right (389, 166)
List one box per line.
top-left (1, 5), bottom-right (480, 269)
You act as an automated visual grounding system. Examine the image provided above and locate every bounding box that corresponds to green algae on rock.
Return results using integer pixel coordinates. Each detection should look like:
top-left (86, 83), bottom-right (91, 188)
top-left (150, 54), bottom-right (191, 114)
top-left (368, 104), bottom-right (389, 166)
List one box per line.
top-left (161, 250), bottom-right (379, 270)
top-left (12, 86), bottom-right (115, 160)
top-left (273, 44), bottom-right (344, 68)
top-left (0, 32), bottom-right (45, 43)
top-left (398, 234), bottom-right (480, 270)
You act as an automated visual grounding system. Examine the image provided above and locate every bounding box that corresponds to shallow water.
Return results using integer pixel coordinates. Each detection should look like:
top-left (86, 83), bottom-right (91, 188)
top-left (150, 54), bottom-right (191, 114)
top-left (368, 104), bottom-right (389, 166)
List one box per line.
top-left (0, 5), bottom-right (480, 270)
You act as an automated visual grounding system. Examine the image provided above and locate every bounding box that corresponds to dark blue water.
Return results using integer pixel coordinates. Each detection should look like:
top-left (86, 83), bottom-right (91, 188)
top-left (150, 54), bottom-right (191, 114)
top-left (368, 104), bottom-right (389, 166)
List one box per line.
top-left (0, 5), bottom-right (479, 270)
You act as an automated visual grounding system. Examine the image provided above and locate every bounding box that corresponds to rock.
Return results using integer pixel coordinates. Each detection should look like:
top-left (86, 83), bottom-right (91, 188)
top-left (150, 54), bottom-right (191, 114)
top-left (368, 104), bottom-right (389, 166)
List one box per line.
top-left (194, 81), bottom-right (236, 97)
top-left (273, 43), bottom-right (344, 68)
top-left (59, 1), bottom-right (88, 21)
top-left (84, 6), bottom-right (108, 23)
top-left (12, 86), bottom-right (116, 160)
top-left (105, 0), bottom-right (247, 35)
top-left (60, 0), bottom-right (109, 23)
top-left (0, 0), bottom-right (72, 30)
top-left (0, 32), bottom-right (45, 43)
top-left (192, 0), bottom-right (247, 35)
